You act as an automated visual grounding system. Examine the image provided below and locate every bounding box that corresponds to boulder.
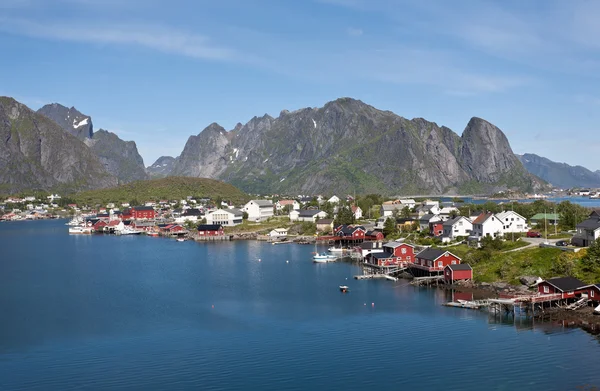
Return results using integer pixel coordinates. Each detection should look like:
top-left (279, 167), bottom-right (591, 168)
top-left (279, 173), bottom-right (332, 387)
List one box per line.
top-left (519, 276), bottom-right (540, 287)
top-left (491, 282), bottom-right (509, 290)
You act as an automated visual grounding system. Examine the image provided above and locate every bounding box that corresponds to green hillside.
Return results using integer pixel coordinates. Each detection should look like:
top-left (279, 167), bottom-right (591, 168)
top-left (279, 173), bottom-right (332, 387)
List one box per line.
top-left (73, 177), bottom-right (250, 206)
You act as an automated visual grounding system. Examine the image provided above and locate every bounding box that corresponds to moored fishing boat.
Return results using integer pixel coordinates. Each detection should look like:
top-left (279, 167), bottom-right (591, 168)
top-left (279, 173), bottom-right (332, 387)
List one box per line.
top-left (68, 226), bottom-right (92, 235)
top-left (312, 253), bottom-right (338, 262)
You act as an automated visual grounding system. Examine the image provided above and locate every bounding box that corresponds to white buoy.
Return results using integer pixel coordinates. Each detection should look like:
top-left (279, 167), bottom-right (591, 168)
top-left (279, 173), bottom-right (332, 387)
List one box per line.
top-left (258, 258), bottom-right (261, 262)
top-left (286, 260), bottom-right (289, 263)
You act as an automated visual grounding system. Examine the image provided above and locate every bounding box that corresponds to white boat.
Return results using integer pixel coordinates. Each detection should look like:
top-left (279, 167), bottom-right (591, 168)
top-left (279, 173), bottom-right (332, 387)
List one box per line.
top-left (66, 216), bottom-right (84, 226)
top-left (176, 238), bottom-right (186, 242)
top-left (594, 304), bottom-right (600, 315)
top-left (312, 253), bottom-right (338, 262)
top-left (339, 285), bottom-right (349, 293)
top-left (68, 226), bottom-right (92, 234)
top-left (328, 247), bottom-right (346, 253)
top-left (117, 227), bottom-right (142, 235)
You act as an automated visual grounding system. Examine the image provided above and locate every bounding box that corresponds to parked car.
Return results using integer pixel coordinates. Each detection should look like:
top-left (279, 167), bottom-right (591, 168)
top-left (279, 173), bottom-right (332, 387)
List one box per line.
top-left (556, 240), bottom-right (569, 247)
top-left (526, 231), bottom-right (542, 238)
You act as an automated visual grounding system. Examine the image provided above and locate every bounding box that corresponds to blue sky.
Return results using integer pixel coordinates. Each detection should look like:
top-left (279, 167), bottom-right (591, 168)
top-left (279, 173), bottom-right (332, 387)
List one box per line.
top-left (1, 0), bottom-right (600, 170)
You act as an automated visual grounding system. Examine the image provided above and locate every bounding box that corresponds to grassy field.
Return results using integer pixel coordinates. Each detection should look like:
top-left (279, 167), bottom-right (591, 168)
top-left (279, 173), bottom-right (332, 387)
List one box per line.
top-left (437, 241), bottom-right (599, 285)
top-left (73, 177), bottom-right (250, 206)
top-left (224, 218), bottom-right (293, 234)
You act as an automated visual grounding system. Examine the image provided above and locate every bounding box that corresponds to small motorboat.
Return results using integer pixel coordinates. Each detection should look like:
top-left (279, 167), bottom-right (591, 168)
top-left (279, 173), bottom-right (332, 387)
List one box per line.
top-left (176, 238), bottom-right (186, 242)
top-left (594, 304), bottom-right (600, 315)
top-left (313, 253), bottom-right (338, 262)
top-left (328, 247), bottom-right (346, 253)
top-left (339, 285), bottom-right (349, 293)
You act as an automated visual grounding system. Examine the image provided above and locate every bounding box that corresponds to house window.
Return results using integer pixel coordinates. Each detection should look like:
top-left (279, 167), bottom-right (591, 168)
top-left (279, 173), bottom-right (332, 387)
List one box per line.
top-left (591, 290), bottom-right (595, 298)
top-left (406, 256), bottom-right (411, 261)
top-left (543, 286), bottom-right (549, 293)
top-left (451, 260), bottom-right (456, 264)
top-left (438, 261), bottom-right (443, 267)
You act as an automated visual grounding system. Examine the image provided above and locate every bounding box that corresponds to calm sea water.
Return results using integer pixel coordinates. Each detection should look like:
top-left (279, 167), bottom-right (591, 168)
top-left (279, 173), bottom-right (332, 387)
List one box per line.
top-left (1, 220), bottom-right (599, 390)
top-left (446, 196), bottom-right (600, 207)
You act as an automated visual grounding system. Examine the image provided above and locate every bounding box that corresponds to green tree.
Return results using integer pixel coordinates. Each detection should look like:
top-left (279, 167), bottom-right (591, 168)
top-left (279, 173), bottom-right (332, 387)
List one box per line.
top-left (400, 206), bottom-right (411, 218)
top-left (583, 237), bottom-right (600, 272)
top-left (242, 211), bottom-right (249, 220)
top-left (129, 199), bottom-right (140, 207)
top-left (322, 202), bottom-right (335, 219)
top-left (481, 235), bottom-right (503, 251)
top-left (382, 217), bottom-right (397, 237)
top-left (552, 252), bottom-right (577, 276)
top-left (557, 200), bottom-right (589, 230)
top-left (214, 196), bottom-right (223, 208)
top-left (334, 206), bottom-right (355, 226)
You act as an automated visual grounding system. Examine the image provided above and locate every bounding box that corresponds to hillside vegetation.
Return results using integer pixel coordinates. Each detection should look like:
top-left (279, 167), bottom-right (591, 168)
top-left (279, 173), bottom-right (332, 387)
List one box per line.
top-left (73, 177), bottom-right (249, 206)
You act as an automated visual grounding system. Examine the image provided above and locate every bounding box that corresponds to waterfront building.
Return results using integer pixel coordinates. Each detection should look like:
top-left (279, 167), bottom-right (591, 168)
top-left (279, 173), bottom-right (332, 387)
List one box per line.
top-left (206, 208), bottom-right (244, 226)
top-left (243, 200), bottom-right (274, 222)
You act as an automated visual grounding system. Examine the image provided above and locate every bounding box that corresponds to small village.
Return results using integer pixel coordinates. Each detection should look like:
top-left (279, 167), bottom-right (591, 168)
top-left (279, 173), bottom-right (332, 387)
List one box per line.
top-left (3, 191), bottom-right (600, 319)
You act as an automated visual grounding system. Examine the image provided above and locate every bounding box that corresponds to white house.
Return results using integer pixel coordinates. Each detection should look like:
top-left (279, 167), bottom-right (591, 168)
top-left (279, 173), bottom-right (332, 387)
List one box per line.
top-left (276, 199), bottom-right (300, 211)
top-left (380, 204), bottom-right (402, 217)
top-left (418, 214), bottom-right (442, 232)
top-left (470, 213), bottom-right (504, 239)
top-left (398, 199), bottom-right (416, 209)
top-left (206, 208), bottom-right (244, 226)
top-left (243, 200), bottom-right (274, 221)
top-left (174, 208), bottom-right (203, 224)
top-left (297, 209), bottom-right (328, 223)
top-left (441, 216), bottom-right (473, 243)
top-left (328, 195), bottom-right (341, 204)
top-left (289, 210), bottom-right (300, 221)
top-left (496, 211), bottom-right (528, 234)
top-left (351, 205), bottom-right (363, 220)
top-left (416, 204), bottom-right (442, 217)
top-left (268, 228), bottom-right (288, 238)
top-left (439, 206), bottom-right (460, 221)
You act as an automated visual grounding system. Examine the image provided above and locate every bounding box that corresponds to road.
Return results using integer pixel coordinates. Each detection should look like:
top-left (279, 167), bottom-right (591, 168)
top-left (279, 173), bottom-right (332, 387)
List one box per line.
top-left (503, 237), bottom-right (561, 253)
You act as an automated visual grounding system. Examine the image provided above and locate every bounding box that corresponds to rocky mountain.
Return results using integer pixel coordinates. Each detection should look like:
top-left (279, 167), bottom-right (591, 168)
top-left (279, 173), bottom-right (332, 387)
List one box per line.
top-left (0, 97), bottom-right (117, 193)
top-left (517, 153), bottom-right (600, 189)
top-left (84, 129), bottom-right (149, 184)
top-left (38, 103), bottom-right (93, 140)
top-left (170, 98), bottom-right (545, 195)
top-left (38, 102), bottom-right (148, 184)
top-left (147, 156), bottom-right (176, 178)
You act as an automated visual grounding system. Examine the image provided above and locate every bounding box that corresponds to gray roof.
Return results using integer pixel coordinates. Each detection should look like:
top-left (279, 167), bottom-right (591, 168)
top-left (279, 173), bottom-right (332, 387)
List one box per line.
top-left (544, 277), bottom-right (586, 292)
top-left (416, 248), bottom-right (447, 261)
top-left (442, 216), bottom-right (468, 227)
top-left (446, 264), bottom-right (472, 271)
top-left (419, 214), bottom-right (438, 222)
top-left (576, 218), bottom-right (600, 230)
top-left (251, 200), bottom-right (273, 207)
top-left (228, 208), bottom-right (244, 217)
top-left (382, 204), bottom-right (403, 211)
top-left (383, 241), bottom-right (413, 249)
top-left (299, 209), bottom-right (322, 217)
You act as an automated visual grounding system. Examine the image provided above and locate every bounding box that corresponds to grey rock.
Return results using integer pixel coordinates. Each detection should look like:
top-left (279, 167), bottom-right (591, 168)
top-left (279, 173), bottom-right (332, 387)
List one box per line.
top-left (147, 156), bottom-right (176, 178)
top-left (519, 276), bottom-right (540, 287)
top-left (491, 282), bottom-right (509, 290)
top-left (169, 97), bottom-right (547, 195)
top-left (84, 129), bottom-right (148, 184)
top-left (38, 103), bottom-right (93, 140)
top-left (0, 96), bottom-right (117, 193)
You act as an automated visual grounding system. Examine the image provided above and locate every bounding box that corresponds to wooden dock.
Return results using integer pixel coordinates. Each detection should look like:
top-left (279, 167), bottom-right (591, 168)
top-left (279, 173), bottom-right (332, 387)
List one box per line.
top-left (354, 274), bottom-right (398, 282)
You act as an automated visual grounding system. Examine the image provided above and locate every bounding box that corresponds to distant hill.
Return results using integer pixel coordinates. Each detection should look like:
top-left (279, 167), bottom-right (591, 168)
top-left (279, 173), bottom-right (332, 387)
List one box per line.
top-left (73, 176), bottom-right (249, 206)
top-left (517, 153), bottom-right (600, 189)
top-left (147, 156), bottom-right (176, 178)
top-left (0, 97), bottom-right (117, 193)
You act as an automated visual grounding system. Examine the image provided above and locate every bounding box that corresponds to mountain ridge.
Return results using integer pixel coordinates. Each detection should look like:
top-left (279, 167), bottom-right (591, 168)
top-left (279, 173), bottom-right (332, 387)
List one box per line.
top-left (170, 97), bottom-right (546, 195)
top-left (517, 153), bottom-right (600, 189)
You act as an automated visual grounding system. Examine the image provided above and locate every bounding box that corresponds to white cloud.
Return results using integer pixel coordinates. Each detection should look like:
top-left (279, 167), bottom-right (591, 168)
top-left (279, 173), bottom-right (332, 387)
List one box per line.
top-left (0, 17), bottom-right (236, 61)
top-left (346, 27), bottom-right (363, 37)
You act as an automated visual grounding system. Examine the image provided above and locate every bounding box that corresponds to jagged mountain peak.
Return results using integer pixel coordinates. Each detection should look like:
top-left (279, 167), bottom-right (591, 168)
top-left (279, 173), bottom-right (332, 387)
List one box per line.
top-left (170, 97), bottom-right (545, 195)
top-left (37, 103), bottom-right (93, 140)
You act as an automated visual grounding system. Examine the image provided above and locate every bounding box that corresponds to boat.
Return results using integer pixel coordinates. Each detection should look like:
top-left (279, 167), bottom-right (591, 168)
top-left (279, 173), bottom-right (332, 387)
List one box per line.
top-left (594, 304), bottom-right (600, 315)
top-left (313, 253), bottom-right (338, 262)
top-left (68, 226), bottom-right (92, 235)
top-left (328, 247), bottom-right (346, 253)
top-left (339, 285), bottom-right (349, 293)
top-left (147, 232), bottom-right (159, 237)
top-left (176, 238), bottom-right (186, 242)
top-left (65, 216), bottom-right (84, 226)
top-left (118, 227), bottom-right (142, 235)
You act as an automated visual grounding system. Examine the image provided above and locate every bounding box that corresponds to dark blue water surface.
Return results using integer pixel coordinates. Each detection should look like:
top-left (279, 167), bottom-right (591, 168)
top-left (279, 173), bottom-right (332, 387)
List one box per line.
top-left (1, 220), bottom-right (599, 390)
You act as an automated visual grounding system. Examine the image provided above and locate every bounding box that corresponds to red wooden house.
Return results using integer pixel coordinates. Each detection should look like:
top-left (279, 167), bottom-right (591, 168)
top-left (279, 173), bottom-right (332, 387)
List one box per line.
top-left (334, 225), bottom-right (366, 245)
top-left (382, 242), bottom-right (415, 263)
top-left (93, 220), bottom-right (107, 231)
top-left (410, 248), bottom-right (461, 276)
top-left (430, 222), bottom-right (444, 236)
top-left (537, 277), bottom-right (587, 299)
top-left (131, 206), bottom-right (156, 220)
top-left (197, 224), bottom-right (224, 236)
top-left (444, 264), bottom-right (473, 283)
top-left (365, 230), bottom-right (385, 241)
top-left (122, 208), bottom-right (133, 220)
